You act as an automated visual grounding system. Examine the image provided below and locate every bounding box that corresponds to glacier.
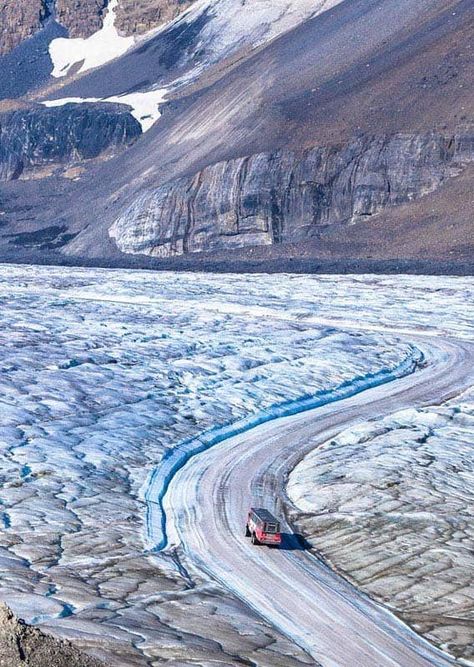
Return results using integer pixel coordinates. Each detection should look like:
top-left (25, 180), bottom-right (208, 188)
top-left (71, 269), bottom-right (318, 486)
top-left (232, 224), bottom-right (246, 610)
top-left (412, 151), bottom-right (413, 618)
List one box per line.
top-left (0, 265), bottom-right (472, 664)
top-left (288, 392), bottom-right (474, 661)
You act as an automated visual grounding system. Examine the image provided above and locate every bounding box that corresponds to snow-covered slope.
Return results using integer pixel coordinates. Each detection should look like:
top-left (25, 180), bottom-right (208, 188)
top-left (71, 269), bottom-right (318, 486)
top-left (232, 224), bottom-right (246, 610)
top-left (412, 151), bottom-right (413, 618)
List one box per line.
top-left (51, 0), bottom-right (343, 91)
top-left (153, 0), bottom-right (345, 87)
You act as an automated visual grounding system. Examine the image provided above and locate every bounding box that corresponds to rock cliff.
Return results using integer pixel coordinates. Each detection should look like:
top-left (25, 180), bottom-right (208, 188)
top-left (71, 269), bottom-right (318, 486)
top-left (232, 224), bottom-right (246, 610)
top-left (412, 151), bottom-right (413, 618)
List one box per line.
top-left (115, 0), bottom-right (194, 37)
top-left (110, 129), bottom-right (474, 257)
top-left (0, 0), bottom-right (194, 57)
top-left (0, 603), bottom-right (103, 666)
top-left (0, 103), bottom-right (141, 181)
top-left (55, 0), bottom-right (107, 38)
top-left (0, 0), bottom-right (45, 54)
top-left (53, 0), bottom-right (194, 38)
top-left (0, 0), bottom-right (107, 56)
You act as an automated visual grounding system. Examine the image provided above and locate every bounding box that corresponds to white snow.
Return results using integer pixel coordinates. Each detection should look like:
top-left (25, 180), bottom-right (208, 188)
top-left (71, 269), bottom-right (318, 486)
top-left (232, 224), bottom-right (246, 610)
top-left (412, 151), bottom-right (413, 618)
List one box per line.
top-left (42, 88), bottom-right (168, 132)
top-left (49, 0), bottom-right (135, 78)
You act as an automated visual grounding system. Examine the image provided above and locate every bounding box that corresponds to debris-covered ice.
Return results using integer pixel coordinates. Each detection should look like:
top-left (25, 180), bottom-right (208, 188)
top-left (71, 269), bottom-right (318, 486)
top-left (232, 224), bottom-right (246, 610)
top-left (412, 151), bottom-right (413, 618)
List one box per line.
top-left (288, 391), bottom-right (474, 662)
top-left (0, 265), bottom-right (472, 664)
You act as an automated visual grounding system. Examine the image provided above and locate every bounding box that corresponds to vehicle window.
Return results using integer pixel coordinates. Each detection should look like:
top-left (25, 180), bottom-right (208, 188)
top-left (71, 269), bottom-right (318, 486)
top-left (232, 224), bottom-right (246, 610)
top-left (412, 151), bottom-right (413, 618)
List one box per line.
top-left (265, 522), bottom-right (279, 533)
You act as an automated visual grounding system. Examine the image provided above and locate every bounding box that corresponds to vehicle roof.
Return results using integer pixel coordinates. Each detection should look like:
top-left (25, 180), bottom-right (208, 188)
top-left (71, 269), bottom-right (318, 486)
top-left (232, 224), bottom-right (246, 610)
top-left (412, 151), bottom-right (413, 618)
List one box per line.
top-left (250, 507), bottom-right (279, 523)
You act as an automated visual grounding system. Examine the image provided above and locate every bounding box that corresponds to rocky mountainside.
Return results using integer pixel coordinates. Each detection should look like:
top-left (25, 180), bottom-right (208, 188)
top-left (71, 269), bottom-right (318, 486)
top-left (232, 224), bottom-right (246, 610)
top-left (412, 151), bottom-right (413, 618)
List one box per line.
top-left (0, 603), bottom-right (103, 667)
top-left (115, 0), bottom-right (195, 36)
top-left (109, 129), bottom-right (474, 257)
top-left (0, 0), bottom-right (190, 55)
top-left (55, 0), bottom-right (107, 39)
top-left (0, 102), bottom-right (141, 181)
top-left (0, 0), bottom-right (472, 270)
top-left (0, 0), bottom-right (45, 55)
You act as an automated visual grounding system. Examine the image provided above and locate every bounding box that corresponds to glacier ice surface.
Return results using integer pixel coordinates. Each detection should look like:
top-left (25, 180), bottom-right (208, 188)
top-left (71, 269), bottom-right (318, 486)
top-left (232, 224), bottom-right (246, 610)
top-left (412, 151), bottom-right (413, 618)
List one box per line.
top-left (0, 265), bottom-right (472, 663)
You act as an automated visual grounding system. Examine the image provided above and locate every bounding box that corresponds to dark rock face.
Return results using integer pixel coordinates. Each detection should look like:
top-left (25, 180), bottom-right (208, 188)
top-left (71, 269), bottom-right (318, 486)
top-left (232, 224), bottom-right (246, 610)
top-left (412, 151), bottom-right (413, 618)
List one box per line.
top-left (0, 602), bottom-right (104, 667)
top-left (5, 224), bottom-right (78, 250)
top-left (0, 0), bottom-right (44, 55)
top-left (56, 0), bottom-right (107, 38)
top-left (110, 129), bottom-right (474, 257)
top-left (0, 103), bottom-right (141, 180)
top-left (0, 19), bottom-right (67, 100)
top-left (115, 0), bottom-right (195, 37)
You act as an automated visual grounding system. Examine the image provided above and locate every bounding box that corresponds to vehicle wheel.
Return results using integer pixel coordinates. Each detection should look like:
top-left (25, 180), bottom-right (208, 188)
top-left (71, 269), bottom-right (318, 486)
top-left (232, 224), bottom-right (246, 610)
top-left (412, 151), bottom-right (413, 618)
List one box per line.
top-left (251, 533), bottom-right (259, 545)
top-left (245, 525), bottom-right (251, 537)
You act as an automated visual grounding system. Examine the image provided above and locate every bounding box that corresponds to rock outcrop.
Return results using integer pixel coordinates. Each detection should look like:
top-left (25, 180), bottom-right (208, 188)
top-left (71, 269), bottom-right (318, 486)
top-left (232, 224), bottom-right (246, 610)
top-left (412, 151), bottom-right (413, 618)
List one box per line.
top-left (55, 0), bottom-right (107, 39)
top-left (0, 0), bottom-right (194, 57)
top-left (0, 103), bottom-right (141, 180)
top-left (115, 0), bottom-right (194, 37)
top-left (0, 0), bottom-right (107, 56)
top-left (110, 128), bottom-right (474, 257)
top-left (0, 602), bottom-right (104, 666)
top-left (0, 0), bottom-right (45, 55)
top-left (54, 0), bottom-right (195, 40)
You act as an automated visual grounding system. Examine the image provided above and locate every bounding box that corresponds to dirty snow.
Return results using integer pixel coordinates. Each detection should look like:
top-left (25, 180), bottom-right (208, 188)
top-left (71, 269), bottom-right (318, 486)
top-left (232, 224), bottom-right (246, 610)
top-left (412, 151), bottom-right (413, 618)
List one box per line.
top-left (288, 392), bottom-right (474, 662)
top-left (169, 0), bottom-right (346, 86)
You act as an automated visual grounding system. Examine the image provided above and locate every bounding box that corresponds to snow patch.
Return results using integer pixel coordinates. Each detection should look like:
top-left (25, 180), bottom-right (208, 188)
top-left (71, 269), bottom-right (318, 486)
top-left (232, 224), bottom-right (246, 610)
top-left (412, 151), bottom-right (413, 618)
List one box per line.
top-left (49, 0), bottom-right (135, 78)
top-left (42, 89), bottom-right (168, 132)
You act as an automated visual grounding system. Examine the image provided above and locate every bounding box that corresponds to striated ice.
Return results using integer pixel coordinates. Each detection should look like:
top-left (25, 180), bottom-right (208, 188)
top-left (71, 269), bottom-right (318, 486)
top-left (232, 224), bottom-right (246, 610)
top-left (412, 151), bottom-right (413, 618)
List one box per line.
top-left (288, 389), bottom-right (474, 661)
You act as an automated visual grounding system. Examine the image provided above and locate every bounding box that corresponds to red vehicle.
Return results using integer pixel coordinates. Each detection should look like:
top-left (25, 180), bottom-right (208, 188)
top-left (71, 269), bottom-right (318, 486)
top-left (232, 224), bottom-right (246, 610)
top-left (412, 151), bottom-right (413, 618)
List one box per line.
top-left (245, 507), bottom-right (282, 546)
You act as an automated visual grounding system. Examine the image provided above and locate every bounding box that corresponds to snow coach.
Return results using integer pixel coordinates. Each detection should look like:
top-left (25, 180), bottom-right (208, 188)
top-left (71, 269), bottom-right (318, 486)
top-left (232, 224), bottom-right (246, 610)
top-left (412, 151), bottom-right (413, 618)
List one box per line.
top-left (245, 508), bottom-right (282, 546)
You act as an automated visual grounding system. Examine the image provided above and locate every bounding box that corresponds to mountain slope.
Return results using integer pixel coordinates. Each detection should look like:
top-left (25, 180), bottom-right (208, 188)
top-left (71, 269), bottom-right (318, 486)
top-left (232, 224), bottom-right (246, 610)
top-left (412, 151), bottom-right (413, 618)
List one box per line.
top-left (0, 603), bottom-right (103, 667)
top-left (0, 0), bottom-right (191, 98)
top-left (0, 0), bottom-right (472, 270)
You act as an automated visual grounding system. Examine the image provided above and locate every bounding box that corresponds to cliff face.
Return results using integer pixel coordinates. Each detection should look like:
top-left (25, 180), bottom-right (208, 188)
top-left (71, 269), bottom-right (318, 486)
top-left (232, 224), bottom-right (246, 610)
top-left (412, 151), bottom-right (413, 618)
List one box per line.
top-left (0, 0), bottom-right (45, 55)
top-left (53, 0), bottom-right (194, 39)
top-left (0, 103), bottom-right (141, 181)
top-left (115, 0), bottom-right (194, 37)
top-left (55, 0), bottom-right (107, 38)
top-left (110, 129), bottom-right (474, 257)
top-left (0, 0), bottom-right (194, 57)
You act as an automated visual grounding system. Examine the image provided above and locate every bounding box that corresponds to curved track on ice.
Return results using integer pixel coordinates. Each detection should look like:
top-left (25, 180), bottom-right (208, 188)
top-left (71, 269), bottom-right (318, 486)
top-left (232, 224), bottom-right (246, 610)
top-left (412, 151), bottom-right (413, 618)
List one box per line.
top-left (163, 337), bottom-right (473, 666)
